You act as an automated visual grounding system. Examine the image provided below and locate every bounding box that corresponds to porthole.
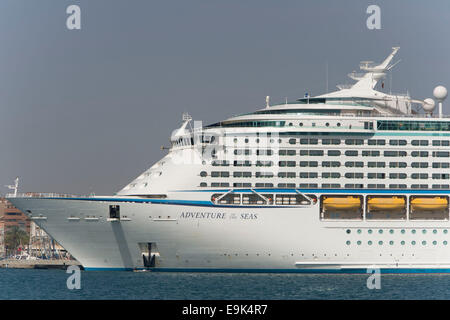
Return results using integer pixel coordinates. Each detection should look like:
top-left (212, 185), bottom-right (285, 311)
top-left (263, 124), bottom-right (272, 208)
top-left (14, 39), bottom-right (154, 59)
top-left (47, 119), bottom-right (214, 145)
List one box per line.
top-left (445, 230), bottom-right (448, 234)
top-left (368, 229), bottom-right (373, 234)
top-left (233, 138), bottom-right (238, 143)
top-left (337, 123), bottom-right (341, 127)
top-left (422, 229), bottom-right (427, 234)
top-left (412, 241), bottom-right (416, 245)
top-left (357, 229), bottom-right (362, 234)
top-left (289, 123), bottom-right (293, 126)
top-left (422, 241), bottom-right (427, 246)
top-left (433, 229), bottom-right (437, 234)
top-left (412, 229), bottom-right (416, 234)
top-left (368, 241), bottom-right (373, 245)
top-left (401, 229), bottom-right (405, 234)
top-left (346, 241), bottom-right (351, 245)
top-left (433, 241), bottom-right (437, 245)
top-left (401, 241), bottom-right (405, 245)
top-left (346, 229), bottom-right (351, 234)
top-left (299, 123), bottom-right (303, 127)
top-left (357, 241), bottom-right (362, 245)
top-left (389, 230), bottom-right (394, 234)
top-left (389, 241), bottom-right (394, 245)
top-left (326, 122), bottom-right (330, 127)
top-left (378, 241), bottom-right (383, 245)
top-left (444, 241), bottom-right (448, 245)
top-left (378, 229), bottom-right (383, 234)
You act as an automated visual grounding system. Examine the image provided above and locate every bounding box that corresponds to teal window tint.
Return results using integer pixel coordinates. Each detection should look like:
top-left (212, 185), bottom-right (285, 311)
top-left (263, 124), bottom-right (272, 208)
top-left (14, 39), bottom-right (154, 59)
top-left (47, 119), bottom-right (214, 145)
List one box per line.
top-left (377, 120), bottom-right (450, 131)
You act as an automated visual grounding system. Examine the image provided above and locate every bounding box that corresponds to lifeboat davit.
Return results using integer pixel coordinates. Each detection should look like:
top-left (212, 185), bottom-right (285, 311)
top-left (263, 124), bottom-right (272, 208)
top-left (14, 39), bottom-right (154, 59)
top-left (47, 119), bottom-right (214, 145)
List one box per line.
top-left (411, 197), bottom-right (448, 210)
top-left (322, 196), bottom-right (361, 210)
top-left (367, 197), bottom-right (405, 211)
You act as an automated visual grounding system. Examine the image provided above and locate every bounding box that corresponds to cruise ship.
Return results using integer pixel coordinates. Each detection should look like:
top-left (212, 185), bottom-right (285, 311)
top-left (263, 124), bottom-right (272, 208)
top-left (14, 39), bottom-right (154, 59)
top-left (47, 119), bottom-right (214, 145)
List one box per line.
top-left (8, 47), bottom-right (450, 272)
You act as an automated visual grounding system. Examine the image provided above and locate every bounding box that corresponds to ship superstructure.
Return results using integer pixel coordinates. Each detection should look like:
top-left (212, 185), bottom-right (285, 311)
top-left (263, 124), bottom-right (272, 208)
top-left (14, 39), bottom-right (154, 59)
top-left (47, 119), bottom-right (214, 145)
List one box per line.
top-left (8, 47), bottom-right (450, 272)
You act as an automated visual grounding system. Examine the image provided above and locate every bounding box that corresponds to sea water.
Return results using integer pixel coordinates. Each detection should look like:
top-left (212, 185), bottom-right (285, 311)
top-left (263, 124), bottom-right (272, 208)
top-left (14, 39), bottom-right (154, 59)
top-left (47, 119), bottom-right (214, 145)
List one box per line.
top-left (1, 269), bottom-right (450, 299)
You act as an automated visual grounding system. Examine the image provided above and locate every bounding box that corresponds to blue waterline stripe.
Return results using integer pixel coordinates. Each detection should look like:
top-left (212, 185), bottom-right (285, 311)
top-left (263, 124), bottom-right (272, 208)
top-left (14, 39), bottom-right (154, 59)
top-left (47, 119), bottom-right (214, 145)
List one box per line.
top-left (40, 197), bottom-right (291, 208)
top-left (176, 188), bottom-right (450, 194)
top-left (84, 267), bottom-right (450, 274)
top-left (33, 188), bottom-right (449, 208)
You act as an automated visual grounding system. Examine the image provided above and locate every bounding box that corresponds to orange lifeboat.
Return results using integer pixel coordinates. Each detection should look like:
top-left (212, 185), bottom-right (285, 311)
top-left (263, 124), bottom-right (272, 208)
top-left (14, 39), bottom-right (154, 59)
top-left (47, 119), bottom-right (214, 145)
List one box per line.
top-left (367, 197), bottom-right (405, 211)
top-left (322, 196), bottom-right (361, 210)
top-left (411, 197), bottom-right (448, 211)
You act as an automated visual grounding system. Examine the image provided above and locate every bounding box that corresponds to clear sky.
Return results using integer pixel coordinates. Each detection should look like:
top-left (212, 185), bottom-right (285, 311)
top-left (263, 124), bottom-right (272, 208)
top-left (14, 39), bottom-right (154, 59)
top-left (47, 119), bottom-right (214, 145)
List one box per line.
top-left (0, 0), bottom-right (449, 195)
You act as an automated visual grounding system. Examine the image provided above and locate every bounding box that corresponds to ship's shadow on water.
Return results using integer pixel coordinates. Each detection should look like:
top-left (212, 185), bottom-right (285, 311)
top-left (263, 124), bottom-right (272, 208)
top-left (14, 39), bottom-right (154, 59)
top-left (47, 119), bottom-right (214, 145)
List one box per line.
top-left (1, 269), bottom-right (450, 299)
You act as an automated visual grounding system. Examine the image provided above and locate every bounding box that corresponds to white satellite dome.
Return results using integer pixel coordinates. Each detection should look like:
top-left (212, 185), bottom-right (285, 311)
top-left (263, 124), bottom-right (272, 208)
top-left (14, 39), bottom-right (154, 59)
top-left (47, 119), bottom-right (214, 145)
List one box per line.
top-left (433, 85), bottom-right (448, 102)
top-left (423, 98), bottom-right (436, 113)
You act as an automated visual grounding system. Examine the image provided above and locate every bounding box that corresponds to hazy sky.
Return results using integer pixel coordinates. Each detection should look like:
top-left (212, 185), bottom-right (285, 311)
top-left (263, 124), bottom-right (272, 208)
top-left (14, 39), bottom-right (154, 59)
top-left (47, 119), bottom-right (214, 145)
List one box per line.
top-left (1, 0), bottom-right (449, 195)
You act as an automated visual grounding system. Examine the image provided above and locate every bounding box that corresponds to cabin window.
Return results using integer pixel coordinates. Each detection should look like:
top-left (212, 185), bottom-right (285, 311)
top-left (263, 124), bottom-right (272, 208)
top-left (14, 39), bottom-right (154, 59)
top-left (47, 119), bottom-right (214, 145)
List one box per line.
top-left (412, 140), bottom-right (429, 146)
top-left (389, 139), bottom-right (407, 146)
top-left (327, 150), bottom-right (341, 156)
top-left (255, 183), bottom-right (274, 187)
top-left (255, 172), bottom-right (274, 178)
top-left (322, 172), bottom-right (341, 179)
top-left (432, 174), bottom-right (450, 179)
top-left (345, 161), bottom-right (364, 168)
top-left (299, 172), bottom-right (318, 178)
top-left (345, 173), bottom-right (364, 179)
top-left (278, 183), bottom-right (296, 188)
top-left (256, 160), bottom-right (273, 167)
top-left (345, 151), bottom-right (358, 157)
top-left (362, 150), bottom-right (380, 157)
top-left (389, 173), bottom-right (407, 179)
top-left (368, 173), bottom-right (385, 179)
top-left (411, 184), bottom-right (429, 189)
top-left (368, 162), bottom-right (385, 168)
top-left (411, 173), bottom-right (428, 179)
top-left (367, 184), bottom-right (385, 189)
top-left (368, 139), bottom-right (385, 145)
top-left (432, 140), bottom-right (450, 146)
top-left (322, 161), bottom-right (340, 167)
top-left (234, 160), bottom-right (252, 167)
top-left (322, 183), bottom-right (341, 188)
top-left (412, 162), bottom-right (429, 168)
top-left (279, 149), bottom-right (296, 156)
top-left (257, 149), bottom-right (273, 156)
top-left (433, 151), bottom-right (450, 157)
top-left (389, 162), bottom-right (407, 168)
top-left (433, 162), bottom-right (450, 168)
top-left (411, 151), bottom-right (429, 157)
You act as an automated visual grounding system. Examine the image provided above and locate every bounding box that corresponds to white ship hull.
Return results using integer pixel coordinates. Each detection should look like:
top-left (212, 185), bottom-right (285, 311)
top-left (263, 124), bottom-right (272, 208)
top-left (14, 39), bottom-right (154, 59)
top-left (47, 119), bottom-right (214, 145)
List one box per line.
top-left (9, 192), bottom-right (450, 273)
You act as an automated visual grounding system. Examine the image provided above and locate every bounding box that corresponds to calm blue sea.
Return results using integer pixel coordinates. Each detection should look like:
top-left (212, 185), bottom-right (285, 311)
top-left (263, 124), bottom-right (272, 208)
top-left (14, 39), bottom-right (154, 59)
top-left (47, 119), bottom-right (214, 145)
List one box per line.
top-left (1, 269), bottom-right (450, 299)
